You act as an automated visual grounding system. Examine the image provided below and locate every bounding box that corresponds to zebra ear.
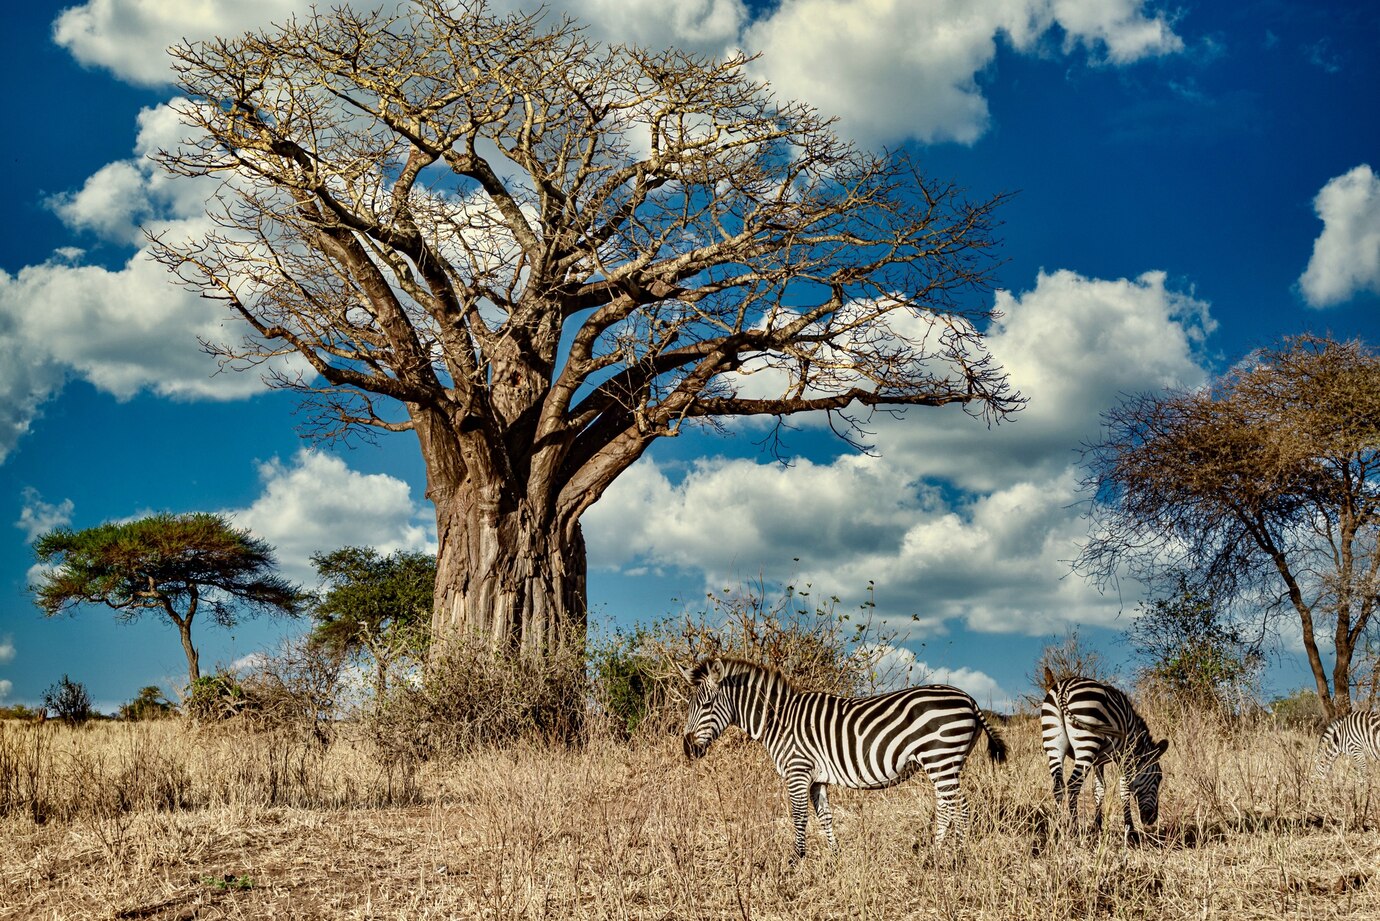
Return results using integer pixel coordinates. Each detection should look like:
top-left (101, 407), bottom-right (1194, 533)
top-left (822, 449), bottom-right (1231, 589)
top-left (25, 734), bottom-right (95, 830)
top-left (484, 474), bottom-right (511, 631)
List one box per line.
top-left (1043, 666), bottom-right (1056, 688)
top-left (707, 657), bottom-right (726, 684)
top-left (677, 661), bottom-right (698, 684)
top-left (1151, 738), bottom-right (1169, 758)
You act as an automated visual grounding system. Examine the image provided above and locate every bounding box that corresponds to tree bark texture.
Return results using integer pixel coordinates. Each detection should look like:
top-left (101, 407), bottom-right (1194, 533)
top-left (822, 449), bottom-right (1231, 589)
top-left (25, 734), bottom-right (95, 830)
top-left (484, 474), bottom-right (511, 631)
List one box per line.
top-left (432, 488), bottom-right (587, 660)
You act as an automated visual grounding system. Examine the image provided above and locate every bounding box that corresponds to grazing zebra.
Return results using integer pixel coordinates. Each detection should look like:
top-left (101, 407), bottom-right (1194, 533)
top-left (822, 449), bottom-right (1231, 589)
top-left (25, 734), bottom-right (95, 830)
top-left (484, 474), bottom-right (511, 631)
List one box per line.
top-left (1040, 668), bottom-right (1168, 844)
top-left (679, 656), bottom-right (1007, 860)
top-left (1316, 711), bottom-right (1380, 777)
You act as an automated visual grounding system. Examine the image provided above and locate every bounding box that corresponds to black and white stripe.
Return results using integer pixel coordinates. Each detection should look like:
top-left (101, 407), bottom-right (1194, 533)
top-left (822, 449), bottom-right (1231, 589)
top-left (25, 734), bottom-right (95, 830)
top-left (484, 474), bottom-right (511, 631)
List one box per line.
top-left (1040, 668), bottom-right (1168, 844)
top-left (1316, 711), bottom-right (1380, 777)
top-left (680, 656), bottom-right (1007, 860)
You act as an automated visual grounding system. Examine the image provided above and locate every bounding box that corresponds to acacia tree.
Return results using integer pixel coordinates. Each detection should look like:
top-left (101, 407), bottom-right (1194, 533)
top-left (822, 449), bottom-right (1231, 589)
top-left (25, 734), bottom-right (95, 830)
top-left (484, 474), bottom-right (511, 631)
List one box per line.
top-left (151, 0), bottom-right (1019, 664)
top-left (32, 513), bottom-right (303, 685)
top-left (308, 546), bottom-right (435, 696)
top-left (1079, 335), bottom-right (1380, 719)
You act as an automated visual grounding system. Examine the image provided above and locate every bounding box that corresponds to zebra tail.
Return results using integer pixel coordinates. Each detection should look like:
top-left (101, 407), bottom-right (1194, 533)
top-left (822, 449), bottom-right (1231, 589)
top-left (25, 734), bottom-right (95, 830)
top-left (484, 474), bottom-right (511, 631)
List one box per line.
top-left (976, 709), bottom-right (1008, 764)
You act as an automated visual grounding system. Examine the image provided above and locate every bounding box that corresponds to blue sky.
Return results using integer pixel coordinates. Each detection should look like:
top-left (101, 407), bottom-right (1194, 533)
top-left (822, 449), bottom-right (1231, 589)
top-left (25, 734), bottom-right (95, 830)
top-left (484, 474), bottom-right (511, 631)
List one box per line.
top-left (1, 0), bottom-right (1378, 713)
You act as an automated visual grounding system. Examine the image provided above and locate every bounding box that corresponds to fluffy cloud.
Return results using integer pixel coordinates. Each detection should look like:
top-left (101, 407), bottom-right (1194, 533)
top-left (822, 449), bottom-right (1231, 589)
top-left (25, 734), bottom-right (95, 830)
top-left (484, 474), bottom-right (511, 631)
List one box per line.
top-left (226, 450), bottom-right (434, 584)
top-left (0, 252), bottom-right (292, 403)
top-left (0, 637), bottom-right (15, 664)
top-left (1299, 164), bottom-right (1380, 308)
top-left (52, 0), bottom-right (1181, 147)
top-left (877, 269), bottom-right (1214, 493)
top-left (0, 679), bottom-right (11, 702)
top-left (586, 268), bottom-right (1213, 637)
top-left (14, 490), bottom-right (75, 543)
top-left (53, 0), bottom-right (392, 87)
top-left (856, 642), bottom-right (1014, 709)
top-left (744, 0), bottom-right (1182, 145)
top-left (0, 317), bottom-right (65, 465)
top-left (0, 103), bottom-right (314, 460)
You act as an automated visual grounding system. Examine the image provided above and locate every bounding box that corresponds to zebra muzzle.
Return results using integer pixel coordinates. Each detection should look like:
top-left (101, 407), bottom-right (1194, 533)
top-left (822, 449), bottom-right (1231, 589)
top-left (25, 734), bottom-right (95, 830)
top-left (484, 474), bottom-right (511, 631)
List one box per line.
top-left (683, 734), bottom-right (708, 760)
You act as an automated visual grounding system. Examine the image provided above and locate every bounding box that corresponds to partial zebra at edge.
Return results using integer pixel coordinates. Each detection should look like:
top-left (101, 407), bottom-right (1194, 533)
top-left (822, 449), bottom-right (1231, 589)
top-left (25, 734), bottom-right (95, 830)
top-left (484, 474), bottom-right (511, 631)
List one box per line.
top-left (1316, 711), bottom-right (1380, 778)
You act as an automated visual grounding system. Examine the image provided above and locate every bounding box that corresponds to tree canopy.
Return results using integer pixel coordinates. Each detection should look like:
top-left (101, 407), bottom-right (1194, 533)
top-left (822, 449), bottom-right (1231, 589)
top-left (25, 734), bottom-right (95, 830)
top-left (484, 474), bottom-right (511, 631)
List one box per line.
top-left (32, 512), bottom-right (303, 685)
top-left (1079, 335), bottom-right (1380, 717)
top-left (149, 0), bottom-right (1019, 665)
top-left (308, 546), bottom-right (435, 695)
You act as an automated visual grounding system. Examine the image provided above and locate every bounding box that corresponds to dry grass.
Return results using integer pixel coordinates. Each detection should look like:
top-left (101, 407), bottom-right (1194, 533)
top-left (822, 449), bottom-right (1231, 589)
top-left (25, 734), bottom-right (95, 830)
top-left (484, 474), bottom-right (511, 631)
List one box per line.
top-left (2, 711), bottom-right (1379, 920)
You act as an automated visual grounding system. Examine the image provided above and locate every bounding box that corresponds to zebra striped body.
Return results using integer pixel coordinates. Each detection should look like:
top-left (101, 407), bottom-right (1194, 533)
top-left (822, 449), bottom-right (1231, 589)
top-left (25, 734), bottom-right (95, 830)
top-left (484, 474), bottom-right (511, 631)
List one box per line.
top-left (1040, 669), bottom-right (1168, 844)
top-left (1316, 711), bottom-right (1380, 777)
top-left (680, 657), bottom-right (1007, 859)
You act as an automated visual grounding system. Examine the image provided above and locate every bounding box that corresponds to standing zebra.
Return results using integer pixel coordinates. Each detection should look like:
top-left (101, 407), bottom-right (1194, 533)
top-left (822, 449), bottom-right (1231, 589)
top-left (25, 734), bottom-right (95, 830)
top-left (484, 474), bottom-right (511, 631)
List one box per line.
top-left (680, 656), bottom-right (1007, 860)
top-left (1040, 667), bottom-right (1168, 844)
top-left (1316, 711), bottom-right (1380, 777)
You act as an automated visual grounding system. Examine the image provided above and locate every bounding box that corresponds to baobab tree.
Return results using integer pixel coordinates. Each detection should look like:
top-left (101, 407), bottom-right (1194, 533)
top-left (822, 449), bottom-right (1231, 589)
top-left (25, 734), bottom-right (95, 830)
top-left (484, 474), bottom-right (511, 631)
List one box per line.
top-left (151, 0), bottom-right (1020, 667)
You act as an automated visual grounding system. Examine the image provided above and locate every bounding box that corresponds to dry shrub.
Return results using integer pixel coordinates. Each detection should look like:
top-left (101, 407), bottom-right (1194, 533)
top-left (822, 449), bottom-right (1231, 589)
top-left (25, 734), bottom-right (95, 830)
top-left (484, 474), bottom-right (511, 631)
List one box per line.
top-left (237, 637), bottom-right (342, 744)
top-left (589, 576), bottom-right (903, 742)
top-left (365, 639), bottom-right (587, 762)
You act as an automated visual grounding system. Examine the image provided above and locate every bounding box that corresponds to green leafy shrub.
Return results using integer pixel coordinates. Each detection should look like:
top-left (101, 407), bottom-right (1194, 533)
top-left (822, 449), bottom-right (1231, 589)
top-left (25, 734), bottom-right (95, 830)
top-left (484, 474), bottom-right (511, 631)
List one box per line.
top-left (1270, 687), bottom-right (1328, 732)
top-left (120, 686), bottom-right (174, 721)
top-left (183, 672), bottom-right (251, 723)
top-left (588, 627), bottom-right (672, 739)
top-left (1129, 579), bottom-right (1261, 713)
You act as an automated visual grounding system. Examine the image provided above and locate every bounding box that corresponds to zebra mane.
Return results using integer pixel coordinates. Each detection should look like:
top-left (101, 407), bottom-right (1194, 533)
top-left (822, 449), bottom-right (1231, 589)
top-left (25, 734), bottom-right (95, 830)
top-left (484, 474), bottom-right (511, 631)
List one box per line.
top-left (704, 657), bottom-right (801, 694)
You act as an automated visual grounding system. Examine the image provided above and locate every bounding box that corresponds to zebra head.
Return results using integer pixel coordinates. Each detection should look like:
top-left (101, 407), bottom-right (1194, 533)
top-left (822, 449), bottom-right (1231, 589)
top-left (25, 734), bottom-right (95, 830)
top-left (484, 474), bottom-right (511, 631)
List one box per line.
top-left (1129, 737), bottom-right (1170, 826)
top-left (679, 657), bottom-right (734, 760)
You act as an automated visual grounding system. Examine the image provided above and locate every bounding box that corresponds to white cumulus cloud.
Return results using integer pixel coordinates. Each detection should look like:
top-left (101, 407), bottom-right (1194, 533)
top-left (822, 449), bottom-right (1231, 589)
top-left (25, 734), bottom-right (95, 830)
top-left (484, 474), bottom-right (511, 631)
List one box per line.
top-left (585, 267), bottom-right (1213, 638)
top-left (52, 0), bottom-right (1181, 147)
top-left (744, 0), bottom-right (1182, 145)
top-left (0, 103), bottom-right (315, 461)
top-left (0, 636), bottom-right (15, 664)
top-left (1299, 164), bottom-right (1380, 308)
top-left (226, 449), bottom-right (435, 585)
top-left (14, 489), bottom-right (75, 543)
top-left (855, 642), bottom-right (1014, 709)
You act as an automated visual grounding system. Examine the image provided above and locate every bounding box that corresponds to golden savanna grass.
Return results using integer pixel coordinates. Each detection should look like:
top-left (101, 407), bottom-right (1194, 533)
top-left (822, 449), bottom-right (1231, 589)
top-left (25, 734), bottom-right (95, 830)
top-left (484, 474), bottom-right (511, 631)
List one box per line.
top-left (2, 708), bottom-right (1379, 920)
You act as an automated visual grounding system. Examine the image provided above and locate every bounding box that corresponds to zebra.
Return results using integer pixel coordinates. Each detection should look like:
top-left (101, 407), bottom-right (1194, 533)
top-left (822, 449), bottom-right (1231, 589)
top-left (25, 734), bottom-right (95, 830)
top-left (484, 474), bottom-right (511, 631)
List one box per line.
top-left (1316, 711), bottom-right (1380, 778)
top-left (1040, 667), bottom-right (1168, 845)
top-left (679, 656), bottom-right (1007, 860)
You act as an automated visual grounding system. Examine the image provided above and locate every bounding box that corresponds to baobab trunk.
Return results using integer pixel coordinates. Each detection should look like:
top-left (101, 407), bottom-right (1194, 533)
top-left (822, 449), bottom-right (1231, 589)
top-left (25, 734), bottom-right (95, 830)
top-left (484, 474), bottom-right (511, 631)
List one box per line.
top-left (429, 484), bottom-right (588, 662)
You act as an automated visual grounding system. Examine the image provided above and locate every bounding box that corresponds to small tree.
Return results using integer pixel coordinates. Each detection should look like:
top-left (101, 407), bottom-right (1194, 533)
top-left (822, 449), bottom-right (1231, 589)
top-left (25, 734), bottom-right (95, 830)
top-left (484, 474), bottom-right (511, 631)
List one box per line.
top-left (308, 547), bottom-right (435, 698)
top-left (1128, 578), bottom-right (1261, 709)
top-left (120, 686), bottom-right (175, 721)
top-left (42, 674), bottom-right (93, 726)
top-left (32, 512), bottom-right (303, 686)
top-left (1079, 335), bottom-right (1380, 719)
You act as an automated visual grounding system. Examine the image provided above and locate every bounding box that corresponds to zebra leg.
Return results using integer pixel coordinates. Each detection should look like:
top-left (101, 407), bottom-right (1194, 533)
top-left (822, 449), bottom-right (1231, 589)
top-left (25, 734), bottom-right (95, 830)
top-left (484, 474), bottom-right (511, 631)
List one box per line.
top-left (933, 779), bottom-right (968, 846)
top-left (1064, 761), bottom-right (1091, 831)
top-left (1091, 763), bottom-right (1106, 835)
top-left (1349, 742), bottom-right (1369, 782)
top-left (786, 772), bottom-right (811, 862)
top-left (809, 782), bottom-right (839, 852)
top-left (1049, 755), bottom-right (1067, 807)
top-left (1118, 770), bottom-right (1139, 845)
